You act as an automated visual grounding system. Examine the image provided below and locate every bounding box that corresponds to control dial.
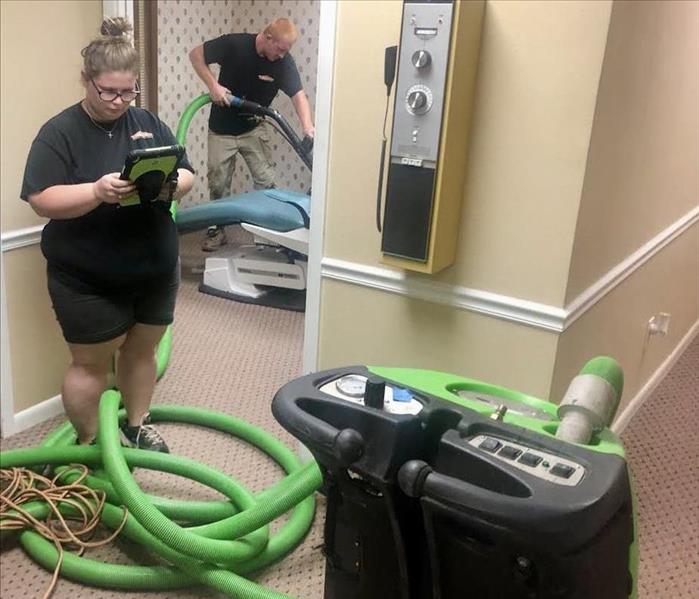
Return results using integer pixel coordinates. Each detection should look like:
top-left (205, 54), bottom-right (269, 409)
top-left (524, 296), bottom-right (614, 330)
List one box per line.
top-left (405, 84), bottom-right (433, 115)
top-left (412, 49), bottom-right (431, 69)
top-left (408, 91), bottom-right (427, 110)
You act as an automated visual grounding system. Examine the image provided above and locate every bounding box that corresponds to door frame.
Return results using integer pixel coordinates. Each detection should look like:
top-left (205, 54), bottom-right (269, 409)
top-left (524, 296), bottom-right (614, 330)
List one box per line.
top-left (302, 0), bottom-right (338, 374)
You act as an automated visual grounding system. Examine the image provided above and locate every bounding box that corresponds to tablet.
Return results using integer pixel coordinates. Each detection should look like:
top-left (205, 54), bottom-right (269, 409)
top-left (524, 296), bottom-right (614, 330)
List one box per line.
top-left (119, 145), bottom-right (185, 206)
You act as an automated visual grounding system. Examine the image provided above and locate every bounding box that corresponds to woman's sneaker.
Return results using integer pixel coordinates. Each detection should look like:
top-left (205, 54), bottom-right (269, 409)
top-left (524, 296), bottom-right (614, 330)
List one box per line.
top-left (119, 414), bottom-right (169, 453)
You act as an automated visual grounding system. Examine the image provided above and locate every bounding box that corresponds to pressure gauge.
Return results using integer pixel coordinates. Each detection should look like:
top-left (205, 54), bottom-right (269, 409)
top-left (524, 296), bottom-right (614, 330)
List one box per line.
top-left (405, 84), bottom-right (433, 115)
top-left (334, 375), bottom-right (367, 399)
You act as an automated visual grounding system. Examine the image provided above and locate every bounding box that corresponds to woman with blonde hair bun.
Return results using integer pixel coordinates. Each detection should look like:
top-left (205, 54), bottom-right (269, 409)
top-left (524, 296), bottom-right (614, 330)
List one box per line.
top-left (21, 18), bottom-right (195, 453)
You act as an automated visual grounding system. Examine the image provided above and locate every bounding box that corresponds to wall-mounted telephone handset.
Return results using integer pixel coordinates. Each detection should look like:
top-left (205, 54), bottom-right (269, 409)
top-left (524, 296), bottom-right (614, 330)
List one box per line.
top-left (376, 45), bottom-right (399, 233)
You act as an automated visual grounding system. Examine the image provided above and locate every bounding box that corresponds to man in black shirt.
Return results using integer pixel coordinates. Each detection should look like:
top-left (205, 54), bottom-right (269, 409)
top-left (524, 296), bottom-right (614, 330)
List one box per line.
top-left (189, 18), bottom-right (315, 251)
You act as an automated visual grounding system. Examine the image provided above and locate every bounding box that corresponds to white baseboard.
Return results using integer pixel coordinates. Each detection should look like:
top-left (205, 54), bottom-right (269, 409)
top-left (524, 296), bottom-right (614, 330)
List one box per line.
top-left (612, 319), bottom-right (699, 434)
top-left (8, 394), bottom-right (65, 437)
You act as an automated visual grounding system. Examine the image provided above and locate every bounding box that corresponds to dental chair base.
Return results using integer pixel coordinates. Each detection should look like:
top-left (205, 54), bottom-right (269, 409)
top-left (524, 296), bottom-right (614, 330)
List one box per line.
top-left (176, 189), bottom-right (311, 311)
top-left (200, 244), bottom-right (308, 311)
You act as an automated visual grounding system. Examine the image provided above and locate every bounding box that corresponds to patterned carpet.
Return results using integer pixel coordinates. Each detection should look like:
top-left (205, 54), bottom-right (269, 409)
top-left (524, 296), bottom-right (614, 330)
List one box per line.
top-left (1, 231), bottom-right (697, 598)
top-left (620, 332), bottom-right (699, 598)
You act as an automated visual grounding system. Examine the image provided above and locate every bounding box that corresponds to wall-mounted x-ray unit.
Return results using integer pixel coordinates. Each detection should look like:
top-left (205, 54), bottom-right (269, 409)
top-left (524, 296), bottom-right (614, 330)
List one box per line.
top-left (380, 0), bottom-right (484, 274)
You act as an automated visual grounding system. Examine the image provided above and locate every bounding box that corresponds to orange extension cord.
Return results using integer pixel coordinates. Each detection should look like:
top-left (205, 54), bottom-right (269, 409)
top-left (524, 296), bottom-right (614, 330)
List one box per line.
top-left (0, 466), bottom-right (128, 599)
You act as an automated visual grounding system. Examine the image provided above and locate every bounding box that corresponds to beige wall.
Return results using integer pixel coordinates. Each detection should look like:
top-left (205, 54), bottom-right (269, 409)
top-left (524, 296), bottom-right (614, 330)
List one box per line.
top-left (318, 0), bottom-right (612, 396)
top-left (3, 248), bottom-right (69, 411)
top-left (1, 1), bottom-right (102, 416)
top-left (319, 280), bottom-right (560, 399)
top-left (553, 225), bottom-right (699, 410)
top-left (324, 0), bottom-right (612, 307)
top-left (319, 0), bottom-right (697, 408)
top-left (554, 0), bottom-right (699, 407)
top-left (444, 0), bottom-right (612, 306)
top-left (0, 0), bottom-right (101, 232)
top-left (566, 0), bottom-right (699, 301)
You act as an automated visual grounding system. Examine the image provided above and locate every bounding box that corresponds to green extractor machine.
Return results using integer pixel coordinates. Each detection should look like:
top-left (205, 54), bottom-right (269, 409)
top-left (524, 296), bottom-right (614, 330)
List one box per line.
top-left (272, 357), bottom-right (638, 599)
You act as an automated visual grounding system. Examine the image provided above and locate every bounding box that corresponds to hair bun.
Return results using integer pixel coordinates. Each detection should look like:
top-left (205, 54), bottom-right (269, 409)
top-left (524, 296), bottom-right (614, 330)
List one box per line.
top-left (100, 16), bottom-right (132, 38)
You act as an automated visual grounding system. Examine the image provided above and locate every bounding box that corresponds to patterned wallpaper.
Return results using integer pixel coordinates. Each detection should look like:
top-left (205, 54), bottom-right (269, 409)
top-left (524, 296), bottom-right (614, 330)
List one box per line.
top-left (157, 0), bottom-right (319, 208)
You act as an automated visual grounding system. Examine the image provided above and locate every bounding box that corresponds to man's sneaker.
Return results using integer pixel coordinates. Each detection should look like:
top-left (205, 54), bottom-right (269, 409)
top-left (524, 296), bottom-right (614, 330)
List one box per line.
top-left (202, 227), bottom-right (227, 252)
top-left (119, 414), bottom-right (169, 453)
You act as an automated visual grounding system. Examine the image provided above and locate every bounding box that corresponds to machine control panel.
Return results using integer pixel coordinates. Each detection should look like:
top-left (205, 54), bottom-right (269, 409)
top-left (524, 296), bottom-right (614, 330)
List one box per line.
top-left (469, 434), bottom-right (586, 487)
top-left (319, 374), bottom-right (423, 415)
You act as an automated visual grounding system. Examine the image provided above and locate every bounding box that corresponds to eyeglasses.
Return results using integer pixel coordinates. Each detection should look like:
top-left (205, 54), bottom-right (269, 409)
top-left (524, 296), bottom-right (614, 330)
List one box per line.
top-left (90, 78), bottom-right (140, 102)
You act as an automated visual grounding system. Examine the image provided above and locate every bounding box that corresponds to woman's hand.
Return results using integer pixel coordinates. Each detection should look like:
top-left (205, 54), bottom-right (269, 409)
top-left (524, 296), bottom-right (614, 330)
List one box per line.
top-left (165, 168), bottom-right (195, 203)
top-left (93, 173), bottom-right (136, 204)
top-left (157, 177), bottom-right (178, 202)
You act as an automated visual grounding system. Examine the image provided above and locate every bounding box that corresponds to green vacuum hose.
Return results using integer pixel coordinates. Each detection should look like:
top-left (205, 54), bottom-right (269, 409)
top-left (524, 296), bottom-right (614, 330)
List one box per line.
top-left (0, 391), bottom-right (323, 597)
top-left (171, 93), bottom-right (212, 221)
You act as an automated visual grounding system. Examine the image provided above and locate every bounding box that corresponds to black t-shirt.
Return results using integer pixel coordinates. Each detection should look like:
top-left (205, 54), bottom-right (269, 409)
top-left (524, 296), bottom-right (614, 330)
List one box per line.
top-left (21, 103), bottom-right (194, 292)
top-left (203, 33), bottom-right (303, 135)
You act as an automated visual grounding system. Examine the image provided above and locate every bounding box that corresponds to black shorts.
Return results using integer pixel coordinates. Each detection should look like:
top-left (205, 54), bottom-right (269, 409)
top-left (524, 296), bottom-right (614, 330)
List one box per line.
top-left (47, 265), bottom-right (180, 345)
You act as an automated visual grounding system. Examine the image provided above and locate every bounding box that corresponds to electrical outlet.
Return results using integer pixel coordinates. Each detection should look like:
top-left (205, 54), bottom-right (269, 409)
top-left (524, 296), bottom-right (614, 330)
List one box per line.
top-left (648, 312), bottom-right (671, 336)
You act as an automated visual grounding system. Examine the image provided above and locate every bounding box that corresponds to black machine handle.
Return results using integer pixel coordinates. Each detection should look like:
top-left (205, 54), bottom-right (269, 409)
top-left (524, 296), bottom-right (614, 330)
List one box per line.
top-left (227, 95), bottom-right (313, 172)
top-left (397, 457), bottom-right (631, 553)
top-left (271, 394), bottom-right (365, 467)
top-left (398, 459), bottom-right (574, 534)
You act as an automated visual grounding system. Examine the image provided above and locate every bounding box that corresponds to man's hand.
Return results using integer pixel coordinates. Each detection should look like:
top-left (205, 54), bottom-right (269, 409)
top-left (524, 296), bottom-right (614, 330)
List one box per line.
top-left (190, 45), bottom-right (228, 106)
top-left (291, 90), bottom-right (315, 141)
top-left (93, 173), bottom-right (136, 204)
top-left (209, 83), bottom-right (232, 107)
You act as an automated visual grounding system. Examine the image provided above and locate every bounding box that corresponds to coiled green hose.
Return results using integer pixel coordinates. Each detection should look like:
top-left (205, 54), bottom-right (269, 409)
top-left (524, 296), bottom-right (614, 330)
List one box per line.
top-left (0, 391), bottom-right (323, 597)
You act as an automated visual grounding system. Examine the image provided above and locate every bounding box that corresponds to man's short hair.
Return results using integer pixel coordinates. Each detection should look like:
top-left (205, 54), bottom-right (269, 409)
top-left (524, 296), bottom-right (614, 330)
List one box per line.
top-left (264, 18), bottom-right (298, 43)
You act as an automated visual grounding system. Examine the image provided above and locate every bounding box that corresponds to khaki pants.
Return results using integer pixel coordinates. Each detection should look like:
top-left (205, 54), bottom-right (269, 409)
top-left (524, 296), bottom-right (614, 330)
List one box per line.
top-left (207, 124), bottom-right (276, 199)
